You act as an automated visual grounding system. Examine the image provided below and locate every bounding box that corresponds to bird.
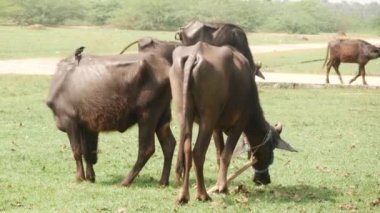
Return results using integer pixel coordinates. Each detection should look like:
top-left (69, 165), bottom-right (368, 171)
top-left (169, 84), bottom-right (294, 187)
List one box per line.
top-left (74, 46), bottom-right (85, 65)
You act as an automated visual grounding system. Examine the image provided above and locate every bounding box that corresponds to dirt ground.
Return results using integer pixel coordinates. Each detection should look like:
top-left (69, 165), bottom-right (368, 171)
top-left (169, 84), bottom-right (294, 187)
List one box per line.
top-left (2, 42), bottom-right (380, 87)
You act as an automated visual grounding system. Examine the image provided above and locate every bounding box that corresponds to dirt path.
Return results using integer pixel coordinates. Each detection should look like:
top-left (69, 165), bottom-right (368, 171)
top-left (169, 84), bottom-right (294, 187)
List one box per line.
top-left (2, 41), bottom-right (380, 87)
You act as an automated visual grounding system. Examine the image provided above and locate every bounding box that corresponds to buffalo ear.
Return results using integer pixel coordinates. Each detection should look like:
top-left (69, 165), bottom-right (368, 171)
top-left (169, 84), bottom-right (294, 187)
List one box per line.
top-left (276, 138), bottom-right (297, 152)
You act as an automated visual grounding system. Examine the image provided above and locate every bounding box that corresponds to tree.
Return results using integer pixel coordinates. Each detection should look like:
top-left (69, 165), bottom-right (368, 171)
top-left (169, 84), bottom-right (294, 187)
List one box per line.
top-left (11, 0), bottom-right (85, 25)
top-left (0, 0), bottom-right (22, 20)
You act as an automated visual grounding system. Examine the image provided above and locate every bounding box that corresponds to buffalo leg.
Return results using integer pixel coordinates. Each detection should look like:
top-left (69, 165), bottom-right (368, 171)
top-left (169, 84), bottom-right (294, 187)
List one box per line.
top-left (349, 64), bottom-right (363, 84)
top-left (332, 61), bottom-right (344, 84)
top-left (119, 120), bottom-right (156, 186)
top-left (176, 112), bottom-right (194, 204)
top-left (325, 60), bottom-right (333, 84)
top-left (66, 123), bottom-right (85, 182)
top-left (212, 130), bottom-right (224, 170)
top-left (156, 122), bottom-right (176, 186)
top-left (216, 128), bottom-right (242, 193)
top-left (81, 129), bottom-right (99, 182)
top-left (361, 66), bottom-right (367, 85)
top-left (193, 123), bottom-right (214, 201)
top-left (175, 134), bottom-right (184, 184)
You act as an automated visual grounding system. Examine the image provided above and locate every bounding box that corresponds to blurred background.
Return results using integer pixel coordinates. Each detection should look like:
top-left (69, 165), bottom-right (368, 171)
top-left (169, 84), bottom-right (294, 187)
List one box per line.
top-left (1, 0), bottom-right (380, 34)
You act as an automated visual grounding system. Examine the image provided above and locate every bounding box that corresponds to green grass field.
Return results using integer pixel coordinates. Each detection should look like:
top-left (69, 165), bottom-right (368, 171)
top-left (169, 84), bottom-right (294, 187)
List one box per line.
top-left (1, 75), bottom-right (379, 212)
top-left (0, 26), bottom-right (175, 59)
top-left (2, 26), bottom-right (377, 59)
top-left (0, 26), bottom-right (314, 59)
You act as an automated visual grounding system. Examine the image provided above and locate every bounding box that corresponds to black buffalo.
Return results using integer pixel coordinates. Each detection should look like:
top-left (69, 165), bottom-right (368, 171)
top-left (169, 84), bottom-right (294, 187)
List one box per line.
top-left (47, 51), bottom-right (176, 186)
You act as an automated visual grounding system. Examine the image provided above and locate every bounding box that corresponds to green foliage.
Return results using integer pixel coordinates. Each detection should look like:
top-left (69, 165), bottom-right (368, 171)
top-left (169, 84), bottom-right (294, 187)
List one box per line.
top-left (11, 0), bottom-right (85, 25)
top-left (1, 0), bottom-right (380, 33)
top-left (112, 0), bottom-right (184, 30)
top-left (260, 0), bottom-right (338, 34)
top-left (0, 0), bottom-right (21, 18)
top-left (85, 0), bottom-right (121, 25)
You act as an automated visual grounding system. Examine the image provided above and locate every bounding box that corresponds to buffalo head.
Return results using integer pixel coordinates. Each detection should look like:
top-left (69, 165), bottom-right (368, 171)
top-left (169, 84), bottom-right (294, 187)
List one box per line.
top-left (251, 123), bottom-right (296, 185)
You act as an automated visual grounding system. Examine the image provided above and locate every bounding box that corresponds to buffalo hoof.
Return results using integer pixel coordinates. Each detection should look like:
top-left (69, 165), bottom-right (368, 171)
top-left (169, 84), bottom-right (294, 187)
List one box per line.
top-left (75, 176), bottom-right (86, 183)
top-left (214, 181), bottom-right (229, 194)
top-left (176, 191), bottom-right (190, 205)
top-left (176, 196), bottom-right (189, 205)
top-left (217, 185), bottom-right (229, 194)
top-left (158, 179), bottom-right (169, 186)
top-left (196, 193), bottom-right (212, 202)
top-left (118, 179), bottom-right (132, 187)
top-left (86, 177), bottom-right (95, 183)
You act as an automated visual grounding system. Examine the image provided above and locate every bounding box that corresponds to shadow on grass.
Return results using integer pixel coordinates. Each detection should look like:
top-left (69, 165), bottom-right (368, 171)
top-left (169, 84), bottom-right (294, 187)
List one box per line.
top-left (237, 184), bottom-right (338, 204)
top-left (98, 174), bottom-right (182, 189)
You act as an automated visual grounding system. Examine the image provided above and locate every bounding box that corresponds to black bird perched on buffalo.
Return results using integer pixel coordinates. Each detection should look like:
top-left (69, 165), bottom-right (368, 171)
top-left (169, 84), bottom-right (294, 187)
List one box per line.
top-left (74, 46), bottom-right (85, 65)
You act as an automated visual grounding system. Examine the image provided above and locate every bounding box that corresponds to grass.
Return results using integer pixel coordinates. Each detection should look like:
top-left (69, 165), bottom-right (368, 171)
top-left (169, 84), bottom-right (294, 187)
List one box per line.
top-left (1, 75), bottom-right (380, 212)
top-left (0, 26), bottom-right (174, 59)
top-left (2, 25), bottom-right (378, 59)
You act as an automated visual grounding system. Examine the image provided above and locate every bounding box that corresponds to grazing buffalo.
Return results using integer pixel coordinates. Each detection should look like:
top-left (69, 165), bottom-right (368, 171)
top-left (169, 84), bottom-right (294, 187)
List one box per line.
top-left (119, 38), bottom-right (181, 64)
top-left (175, 20), bottom-right (265, 79)
top-left (122, 37), bottom-right (264, 173)
top-left (323, 39), bottom-right (380, 85)
top-left (47, 51), bottom-right (176, 186)
top-left (169, 42), bottom-right (296, 204)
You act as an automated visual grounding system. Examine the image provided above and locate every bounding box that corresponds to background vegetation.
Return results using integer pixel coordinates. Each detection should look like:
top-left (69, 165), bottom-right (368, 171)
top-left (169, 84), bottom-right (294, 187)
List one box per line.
top-left (1, 75), bottom-right (379, 212)
top-left (1, 0), bottom-right (380, 34)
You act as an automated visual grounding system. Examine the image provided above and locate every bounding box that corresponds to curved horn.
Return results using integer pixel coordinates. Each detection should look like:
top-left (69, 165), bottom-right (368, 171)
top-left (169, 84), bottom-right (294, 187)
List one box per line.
top-left (274, 122), bottom-right (282, 134)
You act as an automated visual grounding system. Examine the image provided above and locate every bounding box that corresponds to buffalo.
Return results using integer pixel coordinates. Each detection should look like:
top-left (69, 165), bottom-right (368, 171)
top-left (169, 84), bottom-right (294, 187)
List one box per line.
top-left (119, 37), bottom-right (181, 64)
top-left (120, 36), bottom-right (263, 173)
top-left (175, 20), bottom-right (265, 79)
top-left (323, 39), bottom-right (380, 85)
top-left (47, 51), bottom-right (176, 186)
top-left (169, 42), bottom-right (296, 204)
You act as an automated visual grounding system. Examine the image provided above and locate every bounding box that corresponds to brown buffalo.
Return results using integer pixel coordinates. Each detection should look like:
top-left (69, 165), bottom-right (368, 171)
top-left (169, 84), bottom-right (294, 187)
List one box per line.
top-left (175, 20), bottom-right (265, 79)
top-left (119, 38), bottom-right (181, 64)
top-left (122, 37), bottom-right (264, 173)
top-left (323, 39), bottom-right (380, 85)
top-left (169, 42), bottom-right (296, 204)
top-left (47, 51), bottom-right (176, 186)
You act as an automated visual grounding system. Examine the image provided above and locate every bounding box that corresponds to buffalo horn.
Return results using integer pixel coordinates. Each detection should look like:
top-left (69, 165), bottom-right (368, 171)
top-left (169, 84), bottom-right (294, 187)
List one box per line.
top-left (274, 122), bottom-right (282, 134)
